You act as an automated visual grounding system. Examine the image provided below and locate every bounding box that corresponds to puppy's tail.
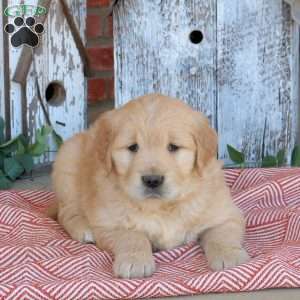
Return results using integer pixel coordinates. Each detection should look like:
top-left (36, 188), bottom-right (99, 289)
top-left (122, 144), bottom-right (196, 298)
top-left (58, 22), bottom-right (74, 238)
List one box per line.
top-left (45, 201), bottom-right (58, 220)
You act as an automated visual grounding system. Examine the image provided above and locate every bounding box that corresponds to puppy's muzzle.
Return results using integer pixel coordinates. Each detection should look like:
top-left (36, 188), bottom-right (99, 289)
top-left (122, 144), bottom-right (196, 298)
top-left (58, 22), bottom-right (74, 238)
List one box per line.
top-left (141, 175), bottom-right (164, 189)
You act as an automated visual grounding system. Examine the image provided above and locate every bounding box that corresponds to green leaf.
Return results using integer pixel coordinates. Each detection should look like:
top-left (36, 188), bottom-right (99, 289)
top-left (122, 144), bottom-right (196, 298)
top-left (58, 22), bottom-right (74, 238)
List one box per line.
top-left (17, 139), bottom-right (26, 155)
top-left (0, 135), bottom-right (19, 148)
top-left (17, 134), bottom-right (30, 155)
top-left (261, 155), bottom-right (277, 167)
top-left (0, 116), bottom-right (5, 144)
top-left (27, 126), bottom-right (52, 157)
top-left (0, 135), bottom-right (20, 154)
top-left (53, 130), bottom-right (63, 148)
top-left (41, 125), bottom-right (53, 136)
top-left (227, 145), bottom-right (245, 164)
top-left (27, 142), bottom-right (49, 157)
top-left (16, 154), bottom-right (34, 173)
top-left (0, 152), bottom-right (4, 169)
top-left (291, 145), bottom-right (300, 167)
top-left (0, 170), bottom-right (13, 190)
top-left (36, 129), bottom-right (45, 144)
top-left (4, 157), bottom-right (24, 180)
top-left (18, 134), bottom-right (29, 148)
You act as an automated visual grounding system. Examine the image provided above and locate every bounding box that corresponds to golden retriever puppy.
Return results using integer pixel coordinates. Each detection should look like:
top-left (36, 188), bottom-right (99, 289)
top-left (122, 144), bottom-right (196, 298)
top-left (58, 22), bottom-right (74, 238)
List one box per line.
top-left (51, 94), bottom-right (249, 279)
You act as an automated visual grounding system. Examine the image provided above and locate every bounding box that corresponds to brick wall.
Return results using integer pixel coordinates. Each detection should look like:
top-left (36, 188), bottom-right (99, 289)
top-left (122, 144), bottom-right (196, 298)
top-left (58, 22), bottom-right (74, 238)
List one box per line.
top-left (87, 0), bottom-right (114, 109)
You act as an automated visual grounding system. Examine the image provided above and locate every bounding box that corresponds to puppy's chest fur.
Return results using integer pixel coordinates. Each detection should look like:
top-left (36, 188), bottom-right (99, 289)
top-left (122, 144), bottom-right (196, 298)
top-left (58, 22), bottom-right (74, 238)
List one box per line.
top-left (122, 202), bottom-right (208, 250)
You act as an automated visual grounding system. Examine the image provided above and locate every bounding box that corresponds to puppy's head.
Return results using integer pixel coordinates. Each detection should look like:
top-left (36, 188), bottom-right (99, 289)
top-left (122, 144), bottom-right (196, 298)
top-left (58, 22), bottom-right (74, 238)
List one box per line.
top-left (93, 94), bottom-right (218, 202)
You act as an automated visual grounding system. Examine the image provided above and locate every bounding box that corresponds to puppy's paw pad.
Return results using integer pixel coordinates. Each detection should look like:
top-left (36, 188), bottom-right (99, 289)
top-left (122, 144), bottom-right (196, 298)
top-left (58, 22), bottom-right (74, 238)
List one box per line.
top-left (113, 252), bottom-right (155, 279)
top-left (208, 247), bottom-right (249, 271)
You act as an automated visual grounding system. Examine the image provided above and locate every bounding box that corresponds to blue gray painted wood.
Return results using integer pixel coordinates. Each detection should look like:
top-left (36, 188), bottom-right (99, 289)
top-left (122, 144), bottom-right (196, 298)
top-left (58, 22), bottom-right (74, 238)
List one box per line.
top-left (114, 0), bottom-right (299, 163)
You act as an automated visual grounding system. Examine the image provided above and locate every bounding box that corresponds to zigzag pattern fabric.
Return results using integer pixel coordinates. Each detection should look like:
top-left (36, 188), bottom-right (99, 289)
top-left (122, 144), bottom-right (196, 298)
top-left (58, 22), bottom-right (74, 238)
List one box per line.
top-left (0, 168), bottom-right (300, 299)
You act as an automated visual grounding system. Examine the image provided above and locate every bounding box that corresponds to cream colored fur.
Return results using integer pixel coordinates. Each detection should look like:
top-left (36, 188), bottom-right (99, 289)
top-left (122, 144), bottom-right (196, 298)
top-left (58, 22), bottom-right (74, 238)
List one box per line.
top-left (51, 94), bottom-right (249, 278)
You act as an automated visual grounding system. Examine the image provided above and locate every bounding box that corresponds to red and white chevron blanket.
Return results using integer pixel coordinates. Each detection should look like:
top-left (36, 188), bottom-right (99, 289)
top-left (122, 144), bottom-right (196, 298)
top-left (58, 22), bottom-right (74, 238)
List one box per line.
top-left (1, 168), bottom-right (300, 299)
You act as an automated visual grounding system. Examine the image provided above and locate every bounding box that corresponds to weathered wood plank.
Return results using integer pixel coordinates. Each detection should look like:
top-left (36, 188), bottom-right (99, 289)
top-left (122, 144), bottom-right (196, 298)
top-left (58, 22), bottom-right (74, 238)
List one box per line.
top-left (0, 0), bottom-right (11, 138)
top-left (7, 0), bottom-right (23, 138)
top-left (217, 0), bottom-right (299, 162)
top-left (114, 0), bottom-right (299, 163)
top-left (114, 0), bottom-right (217, 124)
top-left (25, 0), bottom-right (86, 164)
top-left (12, 0), bottom-right (51, 85)
top-left (0, 0), bottom-right (6, 121)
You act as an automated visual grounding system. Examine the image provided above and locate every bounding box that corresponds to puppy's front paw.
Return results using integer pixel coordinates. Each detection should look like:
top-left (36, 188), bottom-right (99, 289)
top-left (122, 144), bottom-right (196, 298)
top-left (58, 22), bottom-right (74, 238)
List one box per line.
top-left (70, 228), bottom-right (95, 244)
top-left (206, 245), bottom-right (249, 271)
top-left (68, 225), bottom-right (95, 244)
top-left (113, 252), bottom-right (155, 279)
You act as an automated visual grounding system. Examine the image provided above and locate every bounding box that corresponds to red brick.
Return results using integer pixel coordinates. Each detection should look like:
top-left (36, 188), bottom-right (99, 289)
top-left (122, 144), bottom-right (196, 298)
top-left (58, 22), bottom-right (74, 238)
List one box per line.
top-left (88, 78), bottom-right (106, 102)
top-left (87, 0), bottom-right (110, 7)
top-left (107, 78), bottom-right (114, 99)
top-left (87, 47), bottom-right (114, 71)
top-left (87, 14), bottom-right (102, 38)
top-left (104, 15), bottom-right (113, 37)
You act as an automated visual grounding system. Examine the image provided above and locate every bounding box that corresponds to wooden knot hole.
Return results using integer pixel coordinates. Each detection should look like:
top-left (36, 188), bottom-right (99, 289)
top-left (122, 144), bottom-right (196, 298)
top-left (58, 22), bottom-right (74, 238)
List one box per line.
top-left (189, 30), bottom-right (203, 44)
top-left (45, 81), bottom-right (66, 106)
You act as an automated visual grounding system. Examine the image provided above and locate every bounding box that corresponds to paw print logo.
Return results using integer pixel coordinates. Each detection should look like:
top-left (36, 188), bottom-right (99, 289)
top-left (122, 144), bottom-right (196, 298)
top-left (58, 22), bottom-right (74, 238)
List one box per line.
top-left (4, 16), bottom-right (44, 48)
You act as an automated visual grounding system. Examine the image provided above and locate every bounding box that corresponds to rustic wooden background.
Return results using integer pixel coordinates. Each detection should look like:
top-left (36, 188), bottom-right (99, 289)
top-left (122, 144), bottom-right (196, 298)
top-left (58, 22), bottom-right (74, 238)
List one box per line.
top-left (0, 0), bottom-right (5, 119)
top-left (1, 0), bottom-right (86, 164)
top-left (114, 0), bottom-right (300, 163)
top-left (0, 0), bottom-right (9, 136)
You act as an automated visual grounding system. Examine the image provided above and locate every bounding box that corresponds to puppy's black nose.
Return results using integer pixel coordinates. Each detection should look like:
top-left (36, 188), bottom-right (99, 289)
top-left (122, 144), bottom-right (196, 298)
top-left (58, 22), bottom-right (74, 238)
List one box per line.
top-left (142, 175), bottom-right (164, 189)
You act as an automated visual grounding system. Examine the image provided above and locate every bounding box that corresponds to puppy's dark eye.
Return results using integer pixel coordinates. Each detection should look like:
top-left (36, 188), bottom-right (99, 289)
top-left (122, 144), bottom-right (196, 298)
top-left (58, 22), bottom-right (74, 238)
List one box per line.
top-left (168, 143), bottom-right (180, 152)
top-left (128, 143), bottom-right (139, 153)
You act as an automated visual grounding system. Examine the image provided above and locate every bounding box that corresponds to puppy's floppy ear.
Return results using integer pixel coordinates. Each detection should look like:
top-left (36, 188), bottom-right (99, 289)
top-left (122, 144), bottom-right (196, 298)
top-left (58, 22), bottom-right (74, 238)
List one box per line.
top-left (89, 111), bottom-right (116, 173)
top-left (193, 112), bottom-right (218, 173)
